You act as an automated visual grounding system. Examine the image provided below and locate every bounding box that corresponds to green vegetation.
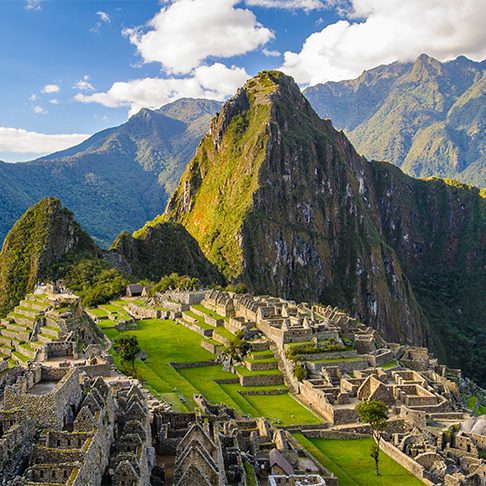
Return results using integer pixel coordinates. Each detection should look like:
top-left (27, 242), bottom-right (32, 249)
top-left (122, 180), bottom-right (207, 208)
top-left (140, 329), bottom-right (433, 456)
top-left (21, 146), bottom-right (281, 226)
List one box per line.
top-left (0, 98), bottom-right (222, 248)
top-left (468, 396), bottom-right (486, 415)
top-left (356, 400), bottom-right (389, 475)
top-left (115, 335), bottom-right (141, 374)
top-left (0, 197), bottom-right (101, 316)
top-left (293, 435), bottom-right (425, 486)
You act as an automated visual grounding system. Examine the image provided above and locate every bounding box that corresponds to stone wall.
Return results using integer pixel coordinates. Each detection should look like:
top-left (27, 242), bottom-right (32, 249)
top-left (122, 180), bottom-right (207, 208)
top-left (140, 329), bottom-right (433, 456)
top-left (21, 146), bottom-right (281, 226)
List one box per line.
top-left (170, 360), bottom-right (215, 369)
top-left (126, 303), bottom-right (164, 319)
top-left (236, 371), bottom-right (284, 387)
top-left (200, 339), bottom-right (224, 355)
top-left (0, 416), bottom-right (36, 470)
top-left (379, 439), bottom-right (435, 486)
top-left (161, 291), bottom-right (206, 305)
top-left (303, 430), bottom-right (369, 440)
top-left (305, 358), bottom-right (368, 374)
top-left (3, 367), bottom-right (82, 429)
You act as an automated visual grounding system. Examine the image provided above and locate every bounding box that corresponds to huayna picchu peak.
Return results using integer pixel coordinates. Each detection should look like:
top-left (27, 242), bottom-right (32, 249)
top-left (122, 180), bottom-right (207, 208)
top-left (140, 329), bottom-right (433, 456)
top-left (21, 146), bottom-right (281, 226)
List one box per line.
top-left (135, 70), bottom-right (486, 383)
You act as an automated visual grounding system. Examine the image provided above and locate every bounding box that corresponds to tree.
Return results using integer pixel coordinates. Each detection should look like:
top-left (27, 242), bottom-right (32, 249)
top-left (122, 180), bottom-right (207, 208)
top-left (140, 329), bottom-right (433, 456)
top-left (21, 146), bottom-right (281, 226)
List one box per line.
top-left (115, 335), bottom-right (141, 373)
top-left (355, 400), bottom-right (389, 475)
top-left (225, 329), bottom-right (250, 363)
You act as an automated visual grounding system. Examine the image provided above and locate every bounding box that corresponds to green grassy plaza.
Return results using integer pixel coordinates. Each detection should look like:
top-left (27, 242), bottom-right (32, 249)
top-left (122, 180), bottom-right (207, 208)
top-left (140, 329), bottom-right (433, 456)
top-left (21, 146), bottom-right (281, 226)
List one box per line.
top-left (293, 435), bottom-right (425, 486)
top-left (99, 303), bottom-right (323, 423)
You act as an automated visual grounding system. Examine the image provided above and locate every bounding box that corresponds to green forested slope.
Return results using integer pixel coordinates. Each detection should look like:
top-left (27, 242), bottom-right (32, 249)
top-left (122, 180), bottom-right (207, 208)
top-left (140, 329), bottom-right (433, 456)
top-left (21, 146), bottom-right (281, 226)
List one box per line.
top-left (0, 98), bottom-right (221, 247)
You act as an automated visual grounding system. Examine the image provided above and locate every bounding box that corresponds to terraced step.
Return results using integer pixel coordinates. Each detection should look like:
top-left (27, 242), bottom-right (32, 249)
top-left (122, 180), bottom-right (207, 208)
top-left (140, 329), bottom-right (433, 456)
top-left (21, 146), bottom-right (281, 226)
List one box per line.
top-left (0, 318), bottom-right (14, 327)
top-left (1, 328), bottom-right (31, 341)
top-left (0, 337), bottom-right (13, 347)
top-left (37, 333), bottom-right (54, 343)
top-left (7, 313), bottom-right (36, 329)
top-left (45, 316), bottom-right (63, 330)
top-left (0, 346), bottom-right (13, 357)
top-left (244, 357), bottom-right (278, 372)
top-left (4, 322), bottom-right (30, 333)
top-left (14, 306), bottom-right (41, 319)
top-left (40, 326), bottom-right (64, 338)
top-left (30, 341), bottom-right (45, 350)
top-left (11, 351), bottom-right (32, 364)
top-left (26, 293), bottom-right (51, 304)
top-left (20, 299), bottom-right (51, 312)
top-left (250, 350), bottom-right (275, 360)
top-left (16, 344), bottom-right (37, 360)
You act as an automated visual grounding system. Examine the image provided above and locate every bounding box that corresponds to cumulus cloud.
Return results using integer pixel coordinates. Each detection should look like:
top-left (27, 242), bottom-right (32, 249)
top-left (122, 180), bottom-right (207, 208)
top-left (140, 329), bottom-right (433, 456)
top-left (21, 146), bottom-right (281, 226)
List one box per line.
top-left (33, 106), bottom-right (47, 114)
top-left (124, 0), bottom-right (273, 74)
top-left (281, 0), bottom-right (486, 85)
top-left (42, 84), bottom-right (60, 94)
top-left (263, 48), bottom-right (281, 57)
top-left (245, 0), bottom-right (325, 10)
top-left (74, 63), bottom-right (249, 116)
top-left (73, 76), bottom-right (95, 91)
top-left (25, 0), bottom-right (42, 11)
top-left (96, 11), bottom-right (110, 23)
top-left (49, 99), bottom-right (59, 104)
top-left (0, 127), bottom-right (89, 154)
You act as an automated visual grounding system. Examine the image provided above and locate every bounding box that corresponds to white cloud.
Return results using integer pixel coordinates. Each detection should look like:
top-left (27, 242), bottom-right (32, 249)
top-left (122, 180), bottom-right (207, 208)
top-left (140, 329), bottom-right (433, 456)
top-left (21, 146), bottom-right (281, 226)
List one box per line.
top-left (281, 0), bottom-right (486, 85)
top-left (245, 0), bottom-right (325, 10)
top-left (0, 127), bottom-right (89, 154)
top-left (74, 63), bottom-right (249, 116)
top-left (42, 84), bottom-right (60, 94)
top-left (124, 0), bottom-right (273, 74)
top-left (96, 11), bottom-right (110, 23)
top-left (263, 48), bottom-right (281, 57)
top-left (29, 94), bottom-right (38, 101)
top-left (25, 0), bottom-right (42, 10)
top-left (49, 99), bottom-right (59, 104)
top-left (73, 77), bottom-right (95, 91)
top-left (33, 106), bottom-right (47, 114)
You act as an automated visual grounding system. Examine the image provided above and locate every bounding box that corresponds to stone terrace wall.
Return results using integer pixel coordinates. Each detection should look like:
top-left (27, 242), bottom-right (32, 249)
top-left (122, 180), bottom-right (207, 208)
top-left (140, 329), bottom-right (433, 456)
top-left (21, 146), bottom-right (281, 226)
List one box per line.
top-left (379, 439), bottom-right (435, 486)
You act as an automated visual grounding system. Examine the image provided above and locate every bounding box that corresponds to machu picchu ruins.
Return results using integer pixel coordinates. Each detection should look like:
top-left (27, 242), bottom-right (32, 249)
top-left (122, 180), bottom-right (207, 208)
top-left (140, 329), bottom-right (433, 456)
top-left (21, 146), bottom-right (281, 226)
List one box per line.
top-left (0, 284), bottom-right (485, 485)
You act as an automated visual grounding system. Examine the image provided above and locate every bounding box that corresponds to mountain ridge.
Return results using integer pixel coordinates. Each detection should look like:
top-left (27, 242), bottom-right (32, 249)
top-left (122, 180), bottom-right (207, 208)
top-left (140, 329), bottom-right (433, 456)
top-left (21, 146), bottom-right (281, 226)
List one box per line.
top-left (304, 53), bottom-right (486, 188)
top-left (0, 98), bottom-right (222, 247)
top-left (152, 70), bottom-right (485, 382)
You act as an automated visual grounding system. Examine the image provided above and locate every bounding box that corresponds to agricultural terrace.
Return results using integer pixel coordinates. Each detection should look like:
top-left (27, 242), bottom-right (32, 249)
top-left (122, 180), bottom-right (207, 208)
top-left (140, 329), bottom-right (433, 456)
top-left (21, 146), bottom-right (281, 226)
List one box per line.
top-left (293, 435), bottom-right (426, 486)
top-left (98, 301), bottom-right (322, 424)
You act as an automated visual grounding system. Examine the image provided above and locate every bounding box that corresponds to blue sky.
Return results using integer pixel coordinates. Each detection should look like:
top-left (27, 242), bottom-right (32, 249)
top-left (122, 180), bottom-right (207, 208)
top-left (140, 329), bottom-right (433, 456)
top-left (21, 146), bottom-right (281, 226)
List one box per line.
top-left (1, 0), bottom-right (486, 162)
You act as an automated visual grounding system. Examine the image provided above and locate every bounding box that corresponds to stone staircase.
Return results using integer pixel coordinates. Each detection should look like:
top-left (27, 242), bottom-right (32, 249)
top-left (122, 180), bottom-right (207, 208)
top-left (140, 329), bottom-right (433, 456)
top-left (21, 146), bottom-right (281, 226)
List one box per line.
top-left (0, 294), bottom-right (66, 366)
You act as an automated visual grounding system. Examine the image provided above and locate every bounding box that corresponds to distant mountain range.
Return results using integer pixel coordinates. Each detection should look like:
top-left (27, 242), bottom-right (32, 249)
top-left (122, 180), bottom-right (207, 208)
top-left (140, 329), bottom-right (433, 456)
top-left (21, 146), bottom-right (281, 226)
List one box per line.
top-left (0, 98), bottom-right (221, 247)
top-left (305, 54), bottom-right (486, 188)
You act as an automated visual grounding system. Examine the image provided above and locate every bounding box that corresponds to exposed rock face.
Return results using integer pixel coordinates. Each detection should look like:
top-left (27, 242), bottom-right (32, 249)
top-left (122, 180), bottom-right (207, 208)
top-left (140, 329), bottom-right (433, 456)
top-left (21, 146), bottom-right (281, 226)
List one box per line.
top-left (0, 197), bottom-right (99, 315)
top-left (160, 71), bottom-right (486, 378)
top-left (110, 221), bottom-right (225, 285)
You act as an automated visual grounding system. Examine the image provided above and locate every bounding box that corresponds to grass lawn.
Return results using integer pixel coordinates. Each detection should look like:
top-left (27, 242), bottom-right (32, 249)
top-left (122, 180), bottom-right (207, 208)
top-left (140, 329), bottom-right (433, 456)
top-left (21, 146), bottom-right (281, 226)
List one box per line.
top-left (244, 393), bottom-right (323, 426)
top-left (178, 365), bottom-right (243, 411)
top-left (191, 304), bottom-right (225, 320)
top-left (293, 435), bottom-right (425, 486)
top-left (381, 361), bottom-right (398, 370)
top-left (468, 396), bottom-right (486, 415)
top-left (110, 300), bottom-right (129, 306)
top-left (89, 308), bottom-right (108, 317)
top-left (101, 319), bottom-right (215, 410)
top-left (212, 326), bottom-right (236, 341)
